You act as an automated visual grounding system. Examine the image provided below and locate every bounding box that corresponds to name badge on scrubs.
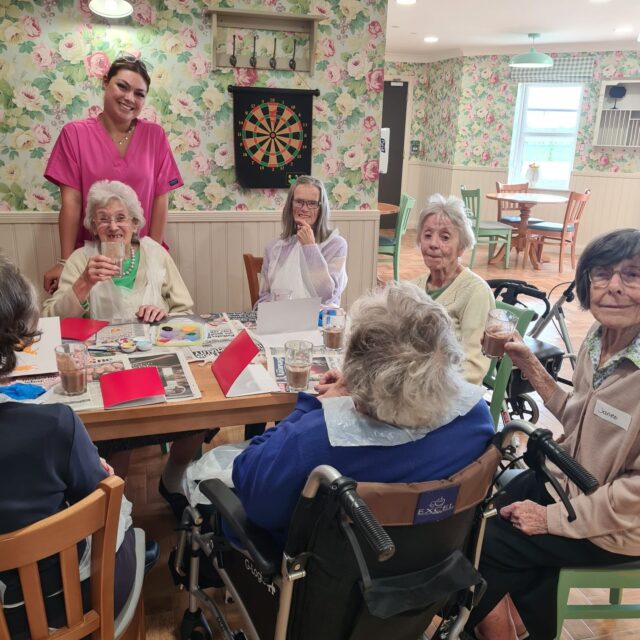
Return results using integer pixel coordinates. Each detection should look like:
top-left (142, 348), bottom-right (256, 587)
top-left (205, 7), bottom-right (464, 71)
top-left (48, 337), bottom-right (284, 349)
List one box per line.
top-left (594, 399), bottom-right (631, 431)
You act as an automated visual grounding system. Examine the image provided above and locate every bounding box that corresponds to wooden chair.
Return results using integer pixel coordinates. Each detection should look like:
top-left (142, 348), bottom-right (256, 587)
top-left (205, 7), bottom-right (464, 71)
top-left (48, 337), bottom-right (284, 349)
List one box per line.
top-left (524, 189), bottom-right (591, 273)
top-left (461, 185), bottom-right (513, 269)
top-left (377, 193), bottom-right (416, 281)
top-left (495, 181), bottom-right (542, 227)
top-left (243, 253), bottom-right (263, 308)
top-left (0, 476), bottom-right (146, 640)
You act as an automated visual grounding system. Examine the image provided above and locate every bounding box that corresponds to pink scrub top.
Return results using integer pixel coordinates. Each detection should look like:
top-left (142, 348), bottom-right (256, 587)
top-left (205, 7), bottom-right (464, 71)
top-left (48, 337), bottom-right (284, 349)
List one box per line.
top-left (44, 117), bottom-right (183, 248)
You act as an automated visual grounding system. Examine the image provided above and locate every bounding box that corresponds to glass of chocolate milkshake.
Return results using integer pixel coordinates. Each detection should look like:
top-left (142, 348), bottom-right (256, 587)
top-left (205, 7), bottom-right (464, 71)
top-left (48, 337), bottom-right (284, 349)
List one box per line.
top-left (285, 340), bottom-right (313, 392)
top-left (482, 309), bottom-right (518, 359)
top-left (55, 343), bottom-right (88, 395)
top-left (322, 308), bottom-right (346, 351)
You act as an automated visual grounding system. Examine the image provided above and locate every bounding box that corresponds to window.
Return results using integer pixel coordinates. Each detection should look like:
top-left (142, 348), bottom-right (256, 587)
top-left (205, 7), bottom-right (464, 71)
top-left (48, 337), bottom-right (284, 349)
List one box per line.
top-left (508, 83), bottom-right (583, 190)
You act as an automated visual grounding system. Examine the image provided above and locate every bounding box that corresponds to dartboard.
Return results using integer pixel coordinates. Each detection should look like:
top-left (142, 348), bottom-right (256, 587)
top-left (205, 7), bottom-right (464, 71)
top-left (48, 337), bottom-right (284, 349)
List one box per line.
top-left (241, 100), bottom-right (306, 168)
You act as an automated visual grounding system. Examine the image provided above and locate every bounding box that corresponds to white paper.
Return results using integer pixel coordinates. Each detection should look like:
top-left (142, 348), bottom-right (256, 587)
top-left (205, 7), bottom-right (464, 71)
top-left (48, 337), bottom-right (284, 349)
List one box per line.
top-left (256, 298), bottom-right (321, 335)
top-left (225, 363), bottom-right (280, 397)
top-left (259, 329), bottom-right (323, 349)
top-left (10, 317), bottom-right (61, 377)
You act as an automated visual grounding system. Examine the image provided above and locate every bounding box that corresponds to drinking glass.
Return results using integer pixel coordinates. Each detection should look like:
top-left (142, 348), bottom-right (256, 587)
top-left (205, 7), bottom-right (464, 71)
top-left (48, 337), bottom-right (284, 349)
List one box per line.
top-left (55, 343), bottom-right (88, 395)
top-left (322, 308), bottom-right (346, 351)
top-left (481, 309), bottom-right (518, 359)
top-left (284, 340), bottom-right (313, 392)
top-left (100, 241), bottom-right (125, 277)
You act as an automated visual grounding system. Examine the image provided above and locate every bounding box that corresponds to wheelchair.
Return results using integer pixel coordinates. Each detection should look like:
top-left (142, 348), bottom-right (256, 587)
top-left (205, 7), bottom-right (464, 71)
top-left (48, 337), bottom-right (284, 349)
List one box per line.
top-left (169, 421), bottom-right (599, 640)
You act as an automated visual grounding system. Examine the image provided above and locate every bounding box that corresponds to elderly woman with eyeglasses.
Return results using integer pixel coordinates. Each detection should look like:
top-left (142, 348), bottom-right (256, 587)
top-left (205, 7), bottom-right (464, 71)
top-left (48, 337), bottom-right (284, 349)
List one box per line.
top-left (466, 228), bottom-right (640, 640)
top-left (256, 175), bottom-right (348, 307)
top-left (43, 55), bottom-right (183, 294)
top-left (43, 179), bottom-right (192, 323)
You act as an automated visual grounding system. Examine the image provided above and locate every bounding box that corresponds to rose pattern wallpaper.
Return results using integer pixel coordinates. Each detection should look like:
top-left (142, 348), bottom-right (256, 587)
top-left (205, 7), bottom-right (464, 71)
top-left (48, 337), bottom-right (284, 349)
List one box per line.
top-left (387, 51), bottom-right (640, 173)
top-left (0, 0), bottom-right (386, 213)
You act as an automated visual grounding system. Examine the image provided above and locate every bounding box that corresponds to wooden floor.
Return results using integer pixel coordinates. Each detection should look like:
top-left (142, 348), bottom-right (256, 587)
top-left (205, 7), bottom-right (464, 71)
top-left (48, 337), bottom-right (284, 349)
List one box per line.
top-left (130, 234), bottom-right (640, 640)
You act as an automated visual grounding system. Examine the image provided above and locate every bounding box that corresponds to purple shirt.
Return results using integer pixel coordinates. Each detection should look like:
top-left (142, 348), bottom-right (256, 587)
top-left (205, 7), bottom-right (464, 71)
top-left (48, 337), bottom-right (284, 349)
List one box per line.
top-left (45, 118), bottom-right (183, 248)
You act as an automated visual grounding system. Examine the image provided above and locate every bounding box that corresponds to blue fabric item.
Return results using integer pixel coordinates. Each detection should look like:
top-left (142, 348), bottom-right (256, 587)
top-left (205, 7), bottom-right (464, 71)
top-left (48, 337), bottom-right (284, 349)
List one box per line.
top-left (528, 221), bottom-right (575, 233)
top-left (0, 382), bottom-right (46, 400)
top-left (231, 393), bottom-right (495, 549)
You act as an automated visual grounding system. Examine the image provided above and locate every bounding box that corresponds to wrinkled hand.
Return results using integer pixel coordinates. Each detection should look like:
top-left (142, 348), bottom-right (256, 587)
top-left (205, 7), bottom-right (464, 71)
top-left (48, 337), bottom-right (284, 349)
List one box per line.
top-left (504, 333), bottom-right (538, 372)
top-left (81, 255), bottom-right (121, 287)
top-left (296, 221), bottom-right (315, 246)
top-left (44, 263), bottom-right (64, 294)
top-left (500, 500), bottom-right (548, 535)
top-left (136, 305), bottom-right (167, 323)
top-left (99, 457), bottom-right (115, 476)
top-left (315, 368), bottom-right (350, 399)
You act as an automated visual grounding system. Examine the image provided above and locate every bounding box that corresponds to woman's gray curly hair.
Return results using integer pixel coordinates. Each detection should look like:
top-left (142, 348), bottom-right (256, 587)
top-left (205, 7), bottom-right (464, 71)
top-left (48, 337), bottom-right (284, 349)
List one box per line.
top-left (84, 180), bottom-right (146, 237)
top-left (343, 281), bottom-right (465, 428)
top-left (415, 193), bottom-right (476, 253)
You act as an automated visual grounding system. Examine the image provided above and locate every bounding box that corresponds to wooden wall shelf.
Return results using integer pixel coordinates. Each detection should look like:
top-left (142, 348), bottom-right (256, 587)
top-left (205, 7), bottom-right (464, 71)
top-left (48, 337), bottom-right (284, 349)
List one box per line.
top-left (206, 8), bottom-right (326, 76)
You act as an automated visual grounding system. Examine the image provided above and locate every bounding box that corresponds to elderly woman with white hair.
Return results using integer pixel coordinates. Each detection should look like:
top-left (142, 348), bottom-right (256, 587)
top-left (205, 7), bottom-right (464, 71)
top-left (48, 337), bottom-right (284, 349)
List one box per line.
top-left (43, 179), bottom-right (192, 323)
top-left (224, 282), bottom-right (495, 548)
top-left (412, 194), bottom-right (495, 385)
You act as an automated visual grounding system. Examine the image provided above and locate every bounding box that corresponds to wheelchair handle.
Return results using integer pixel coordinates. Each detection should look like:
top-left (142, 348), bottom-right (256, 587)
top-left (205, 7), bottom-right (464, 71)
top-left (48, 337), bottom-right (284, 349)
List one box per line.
top-left (498, 420), bottom-right (600, 495)
top-left (486, 279), bottom-right (551, 316)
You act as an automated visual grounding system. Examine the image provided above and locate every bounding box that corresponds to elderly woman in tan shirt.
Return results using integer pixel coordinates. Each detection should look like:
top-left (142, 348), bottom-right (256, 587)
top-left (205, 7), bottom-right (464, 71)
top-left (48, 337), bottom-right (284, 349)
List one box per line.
top-left (467, 228), bottom-right (640, 640)
top-left (411, 194), bottom-right (495, 385)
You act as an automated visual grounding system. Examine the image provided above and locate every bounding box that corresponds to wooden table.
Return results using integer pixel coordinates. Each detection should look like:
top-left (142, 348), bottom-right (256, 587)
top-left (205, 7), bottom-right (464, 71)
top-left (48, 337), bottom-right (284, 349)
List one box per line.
top-left (485, 192), bottom-right (568, 269)
top-left (80, 363), bottom-right (296, 441)
top-left (377, 202), bottom-right (400, 215)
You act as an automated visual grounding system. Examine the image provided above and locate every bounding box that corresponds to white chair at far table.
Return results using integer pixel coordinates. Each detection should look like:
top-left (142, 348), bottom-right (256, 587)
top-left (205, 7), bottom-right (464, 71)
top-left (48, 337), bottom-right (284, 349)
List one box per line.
top-left (0, 476), bottom-right (147, 640)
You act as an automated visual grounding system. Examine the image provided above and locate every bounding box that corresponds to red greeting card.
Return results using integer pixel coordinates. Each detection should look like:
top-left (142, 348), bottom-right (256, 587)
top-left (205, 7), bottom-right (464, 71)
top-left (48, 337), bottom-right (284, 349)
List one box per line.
top-left (211, 330), bottom-right (259, 395)
top-left (60, 317), bottom-right (109, 341)
top-left (100, 367), bottom-right (166, 409)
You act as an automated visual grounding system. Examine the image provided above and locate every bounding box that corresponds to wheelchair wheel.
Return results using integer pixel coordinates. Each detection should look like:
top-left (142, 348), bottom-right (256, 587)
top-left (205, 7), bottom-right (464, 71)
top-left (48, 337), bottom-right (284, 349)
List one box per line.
top-left (508, 393), bottom-right (540, 424)
top-left (180, 608), bottom-right (213, 640)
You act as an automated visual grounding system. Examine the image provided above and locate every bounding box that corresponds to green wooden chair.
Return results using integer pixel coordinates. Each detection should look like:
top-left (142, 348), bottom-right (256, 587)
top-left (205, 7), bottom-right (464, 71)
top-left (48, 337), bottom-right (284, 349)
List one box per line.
top-left (555, 562), bottom-right (640, 639)
top-left (461, 186), bottom-right (513, 270)
top-left (483, 301), bottom-right (535, 428)
top-left (378, 193), bottom-right (416, 281)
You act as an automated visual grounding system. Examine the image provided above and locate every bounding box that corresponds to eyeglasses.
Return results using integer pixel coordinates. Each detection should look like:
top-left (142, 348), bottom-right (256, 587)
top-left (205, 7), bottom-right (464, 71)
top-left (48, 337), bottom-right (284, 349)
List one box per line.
top-left (588, 266), bottom-right (640, 289)
top-left (96, 215), bottom-right (132, 227)
top-left (292, 198), bottom-right (320, 210)
top-left (15, 330), bottom-right (42, 352)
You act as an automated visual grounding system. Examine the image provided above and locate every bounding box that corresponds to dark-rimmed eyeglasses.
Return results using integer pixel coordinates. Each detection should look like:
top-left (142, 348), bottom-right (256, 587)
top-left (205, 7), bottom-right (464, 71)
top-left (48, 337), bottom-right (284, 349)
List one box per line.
top-left (588, 266), bottom-right (640, 289)
top-left (293, 198), bottom-right (320, 210)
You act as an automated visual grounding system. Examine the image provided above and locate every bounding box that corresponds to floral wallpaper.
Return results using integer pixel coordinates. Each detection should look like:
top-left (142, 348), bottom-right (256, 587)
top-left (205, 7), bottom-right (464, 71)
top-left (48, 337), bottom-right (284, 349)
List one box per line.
top-left (0, 0), bottom-right (386, 213)
top-left (387, 50), bottom-right (640, 173)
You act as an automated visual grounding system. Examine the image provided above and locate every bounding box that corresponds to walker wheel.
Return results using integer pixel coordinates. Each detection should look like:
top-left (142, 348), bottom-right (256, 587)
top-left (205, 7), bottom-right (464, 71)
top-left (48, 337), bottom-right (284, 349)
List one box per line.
top-left (508, 393), bottom-right (540, 423)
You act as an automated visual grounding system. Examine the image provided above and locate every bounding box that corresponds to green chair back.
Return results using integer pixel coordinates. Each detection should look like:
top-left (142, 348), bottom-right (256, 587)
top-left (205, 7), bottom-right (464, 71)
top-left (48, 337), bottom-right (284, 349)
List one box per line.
top-left (555, 563), bottom-right (640, 639)
top-left (461, 186), bottom-right (482, 235)
top-left (483, 300), bottom-right (535, 428)
top-left (377, 194), bottom-right (416, 281)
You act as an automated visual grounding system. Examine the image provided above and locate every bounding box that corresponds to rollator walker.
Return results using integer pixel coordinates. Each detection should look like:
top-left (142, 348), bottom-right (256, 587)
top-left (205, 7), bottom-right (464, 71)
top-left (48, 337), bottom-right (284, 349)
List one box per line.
top-left (170, 421), bottom-right (598, 640)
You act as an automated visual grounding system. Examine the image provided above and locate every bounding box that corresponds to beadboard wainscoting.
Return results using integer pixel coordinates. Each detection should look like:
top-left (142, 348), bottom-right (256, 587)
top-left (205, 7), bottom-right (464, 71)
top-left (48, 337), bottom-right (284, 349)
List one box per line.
top-left (0, 210), bottom-right (380, 313)
top-left (406, 162), bottom-right (640, 251)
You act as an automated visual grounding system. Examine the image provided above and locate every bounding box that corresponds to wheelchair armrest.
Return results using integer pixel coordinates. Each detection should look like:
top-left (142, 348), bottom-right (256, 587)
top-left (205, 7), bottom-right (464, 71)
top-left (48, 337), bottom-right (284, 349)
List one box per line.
top-left (198, 479), bottom-right (281, 577)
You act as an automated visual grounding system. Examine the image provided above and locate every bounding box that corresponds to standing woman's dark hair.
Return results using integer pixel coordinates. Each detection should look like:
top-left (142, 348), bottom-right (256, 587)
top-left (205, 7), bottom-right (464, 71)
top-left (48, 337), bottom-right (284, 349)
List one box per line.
top-left (281, 175), bottom-right (332, 243)
top-left (105, 56), bottom-right (151, 90)
top-left (575, 228), bottom-right (640, 309)
top-left (0, 257), bottom-right (40, 376)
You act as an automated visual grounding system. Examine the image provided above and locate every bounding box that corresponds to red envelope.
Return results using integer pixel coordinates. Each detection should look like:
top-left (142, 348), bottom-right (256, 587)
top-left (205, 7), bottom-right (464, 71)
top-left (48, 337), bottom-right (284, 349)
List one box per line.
top-left (211, 329), bottom-right (259, 395)
top-left (100, 367), bottom-right (166, 409)
top-left (60, 317), bottom-right (109, 341)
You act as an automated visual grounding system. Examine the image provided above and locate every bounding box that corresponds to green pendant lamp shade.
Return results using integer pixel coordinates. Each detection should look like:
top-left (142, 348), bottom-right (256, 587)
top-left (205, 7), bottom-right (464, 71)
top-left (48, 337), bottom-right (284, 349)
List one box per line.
top-left (509, 33), bottom-right (553, 68)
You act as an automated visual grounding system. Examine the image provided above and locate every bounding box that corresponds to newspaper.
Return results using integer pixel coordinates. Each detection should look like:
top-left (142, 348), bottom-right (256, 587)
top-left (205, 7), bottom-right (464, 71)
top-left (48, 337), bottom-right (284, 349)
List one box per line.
top-left (95, 322), bottom-right (149, 346)
top-left (266, 346), bottom-right (343, 394)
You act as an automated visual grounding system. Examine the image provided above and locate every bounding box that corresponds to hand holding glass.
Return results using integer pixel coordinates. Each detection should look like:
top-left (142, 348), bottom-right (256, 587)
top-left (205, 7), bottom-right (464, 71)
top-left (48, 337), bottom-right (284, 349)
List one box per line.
top-left (322, 308), bottom-right (346, 350)
top-left (481, 309), bottom-right (517, 359)
top-left (55, 343), bottom-right (88, 395)
top-left (285, 340), bottom-right (313, 392)
top-left (100, 241), bottom-right (124, 277)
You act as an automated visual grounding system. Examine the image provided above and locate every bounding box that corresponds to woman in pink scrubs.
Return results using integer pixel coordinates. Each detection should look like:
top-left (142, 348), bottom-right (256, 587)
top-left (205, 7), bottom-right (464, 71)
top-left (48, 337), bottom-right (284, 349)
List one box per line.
top-left (43, 56), bottom-right (183, 293)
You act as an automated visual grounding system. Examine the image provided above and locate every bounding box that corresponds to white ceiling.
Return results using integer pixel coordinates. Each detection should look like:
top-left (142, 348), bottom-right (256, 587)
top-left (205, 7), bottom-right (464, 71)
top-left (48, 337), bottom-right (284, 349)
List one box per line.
top-left (385, 0), bottom-right (640, 62)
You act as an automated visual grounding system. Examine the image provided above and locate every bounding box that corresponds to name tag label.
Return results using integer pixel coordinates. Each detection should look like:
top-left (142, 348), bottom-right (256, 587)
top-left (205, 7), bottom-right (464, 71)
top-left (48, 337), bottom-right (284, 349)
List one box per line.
top-left (594, 399), bottom-right (631, 430)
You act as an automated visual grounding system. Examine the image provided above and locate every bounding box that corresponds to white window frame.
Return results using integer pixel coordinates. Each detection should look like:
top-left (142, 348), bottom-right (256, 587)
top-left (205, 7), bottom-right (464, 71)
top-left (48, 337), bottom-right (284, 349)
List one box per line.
top-left (508, 82), bottom-right (583, 190)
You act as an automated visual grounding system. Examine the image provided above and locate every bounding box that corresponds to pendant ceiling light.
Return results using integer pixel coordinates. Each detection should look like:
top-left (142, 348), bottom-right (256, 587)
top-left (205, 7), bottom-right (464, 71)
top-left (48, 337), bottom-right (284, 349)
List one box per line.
top-left (509, 33), bottom-right (553, 68)
top-left (89, 0), bottom-right (133, 19)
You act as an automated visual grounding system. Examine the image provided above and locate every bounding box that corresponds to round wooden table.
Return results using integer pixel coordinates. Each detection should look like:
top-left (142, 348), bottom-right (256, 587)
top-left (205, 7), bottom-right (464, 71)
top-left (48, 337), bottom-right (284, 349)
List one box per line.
top-left (377, 202), bottom-right (400, 215)
top-left (485, 192), bottom-right (568, 269)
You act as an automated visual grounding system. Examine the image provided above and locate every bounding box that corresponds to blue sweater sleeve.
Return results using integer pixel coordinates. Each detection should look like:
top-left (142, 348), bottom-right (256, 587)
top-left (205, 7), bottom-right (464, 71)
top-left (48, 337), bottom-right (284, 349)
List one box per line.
top-left (64, 407), bottom-right (107, 503)
top-left (232, 394), bottom-right (327, 539)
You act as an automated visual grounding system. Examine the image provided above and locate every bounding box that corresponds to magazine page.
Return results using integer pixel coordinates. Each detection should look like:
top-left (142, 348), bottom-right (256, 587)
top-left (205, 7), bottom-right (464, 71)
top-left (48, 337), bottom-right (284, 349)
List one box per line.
top-left (266, 346), bottom-right (343, 394)
top-left (95, 322), bottom-right (149, 346)
top-left (127, 349), bottom-right (201, 402)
